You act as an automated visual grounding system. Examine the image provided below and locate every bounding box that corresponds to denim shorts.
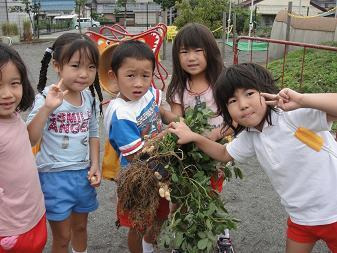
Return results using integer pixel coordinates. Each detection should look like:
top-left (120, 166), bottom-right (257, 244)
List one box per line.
top-left (39, 169), bottom-right (98, 221)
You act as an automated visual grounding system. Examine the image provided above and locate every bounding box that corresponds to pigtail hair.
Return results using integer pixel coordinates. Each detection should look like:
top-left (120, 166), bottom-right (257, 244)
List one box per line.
top-left (93, 73), bottom-right (103, 116)
top-left (37, 47), bottom-right (53, 94)
top-left (89, 73), bottom-right (103, 117)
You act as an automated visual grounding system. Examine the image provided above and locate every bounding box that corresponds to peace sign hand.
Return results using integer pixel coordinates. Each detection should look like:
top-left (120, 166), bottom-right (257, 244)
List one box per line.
top-left (44, 79), bottom-right (68, 110)
top-left (261, 88), bottom-right (303, 112)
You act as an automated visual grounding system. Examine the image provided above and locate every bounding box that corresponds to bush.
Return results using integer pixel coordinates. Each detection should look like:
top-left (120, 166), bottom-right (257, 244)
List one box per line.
top-left (23, 20), bottom-right (32, 41)
top-left (1, 23), bottom-right (19, 36)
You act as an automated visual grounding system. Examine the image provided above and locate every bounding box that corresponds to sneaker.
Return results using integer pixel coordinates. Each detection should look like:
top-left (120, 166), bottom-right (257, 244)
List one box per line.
top-left (171, 250), bottom-right (182, 253)
top-left (216, 236), bottom-right (235, 253)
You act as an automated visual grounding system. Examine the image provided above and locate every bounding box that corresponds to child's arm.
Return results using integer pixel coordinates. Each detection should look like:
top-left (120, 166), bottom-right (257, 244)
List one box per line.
top-left (159, 106), bottom-right (179, 124)
top-left (170, 102), bottom-right (184, 117)
top-left (169, 120), bottom-right (233, 163)
top-left (27, 81), bottom-right (67, 146)
top-left (88, 137), bottom-right (101, 187)
top-left (262, 88), bottom-right (337, 122)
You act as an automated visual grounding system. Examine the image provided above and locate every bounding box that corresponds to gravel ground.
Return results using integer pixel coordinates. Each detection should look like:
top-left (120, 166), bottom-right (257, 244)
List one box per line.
top-left (12, 32), bottom-right (330, 253)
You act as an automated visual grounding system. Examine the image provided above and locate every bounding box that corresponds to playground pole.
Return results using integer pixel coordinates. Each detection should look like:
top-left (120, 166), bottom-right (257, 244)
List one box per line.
top-left (285, 2), bottom-right (292, 54)
top-left (162, 10), bottom-right (167, 60)
top-left (222, 12), bottom-right (226, 60)
top-left (227, 0), bottom-right (232, 43)
top-left (248, 0), bottom-right (254, 50)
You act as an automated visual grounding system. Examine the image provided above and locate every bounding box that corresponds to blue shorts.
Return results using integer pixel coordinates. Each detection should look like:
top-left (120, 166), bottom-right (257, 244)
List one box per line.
top-left (39, 169), bottom-right (98, 221)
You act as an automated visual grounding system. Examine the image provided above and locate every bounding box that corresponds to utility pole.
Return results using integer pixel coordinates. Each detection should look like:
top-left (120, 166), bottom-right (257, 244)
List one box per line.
top-left (146, 2), bottom-right (149, 29)
top-left (5, 0), bottom-right (9, 21)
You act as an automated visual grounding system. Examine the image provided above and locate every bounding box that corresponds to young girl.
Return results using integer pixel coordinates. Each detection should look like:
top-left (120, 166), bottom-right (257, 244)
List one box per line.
top-left (166, 23), bottom-right (234, 252)
top-left (0, 43), bottom-right (47, 252)
top-left (169, 63), bottom-right (337, 253)
top-left (166, 23), bottom-right (225, 142)
top-left (26, 33), bottom-right (103, 253)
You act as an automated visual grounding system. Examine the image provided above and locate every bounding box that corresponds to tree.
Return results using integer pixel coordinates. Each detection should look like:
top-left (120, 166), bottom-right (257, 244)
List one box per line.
top-left (153, 0), bottom-right (175, 10)
top-left (23, 0), bottom-right (40, 38)
top-left (174, 0), bottom-right (250, 37)
top-left (75, 0), bottom-right (86, 32)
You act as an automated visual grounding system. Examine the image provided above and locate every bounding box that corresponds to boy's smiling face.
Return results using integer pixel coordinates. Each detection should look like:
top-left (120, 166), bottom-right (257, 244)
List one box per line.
top-left (109, 57), bottom-right (153, 101)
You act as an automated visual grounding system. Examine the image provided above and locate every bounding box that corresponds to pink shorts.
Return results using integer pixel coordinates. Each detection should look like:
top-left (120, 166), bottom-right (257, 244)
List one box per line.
top-left (287, 218), bottom-right (337, 252)
top-left (0, 214), bottom-right (47, 253)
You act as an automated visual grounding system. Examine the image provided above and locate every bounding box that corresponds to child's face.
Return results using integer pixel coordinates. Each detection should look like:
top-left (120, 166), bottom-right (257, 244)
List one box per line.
top-left (0, 61), bottom-right (23, 119)
top-left (110, 57), bottom-right (153, 101)
top-left (53, 50), bottom-right (96, 93)
top-left (179, 47), bottom-right (207, 77)
top-left (227, 88), bottom-right (267, 131)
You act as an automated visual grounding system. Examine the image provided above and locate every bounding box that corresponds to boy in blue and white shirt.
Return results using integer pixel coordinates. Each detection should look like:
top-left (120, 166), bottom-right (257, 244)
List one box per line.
top-left (102, 40), bottom-right (176, 253)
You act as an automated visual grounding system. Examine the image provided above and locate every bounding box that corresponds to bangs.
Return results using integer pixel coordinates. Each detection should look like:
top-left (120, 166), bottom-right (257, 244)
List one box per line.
top-left (216, 67), bottom-right (260, 104)
top-left (61, 39), bottom-right (99, 67)
top-left (176, 26), bottom-right (206, 50)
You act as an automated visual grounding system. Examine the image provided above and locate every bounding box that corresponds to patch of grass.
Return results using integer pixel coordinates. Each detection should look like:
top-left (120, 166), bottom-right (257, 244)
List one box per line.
top-left (267, 41), bottom-right (337, 134)
top-left (268, 41), bottom-right (337, 93)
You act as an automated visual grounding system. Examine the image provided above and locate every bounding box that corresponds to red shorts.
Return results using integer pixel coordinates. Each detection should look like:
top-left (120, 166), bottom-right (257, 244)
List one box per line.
top-left (210, 174), bottom-right (224, 193)
top-left (117, 198), bottom-right (169, 229)
top-left (0, 214), bottom-right (47, 253)
top-left (287, 218), bottom-right (337, 252)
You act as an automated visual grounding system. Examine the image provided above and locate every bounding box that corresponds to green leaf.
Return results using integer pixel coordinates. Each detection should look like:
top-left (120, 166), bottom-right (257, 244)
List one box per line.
top-left (175, 232), bottom-right (184, 248)
top-left (171, 173), bottom-right (178, 182)
top-left (197, 238), bottom-right (209, 250)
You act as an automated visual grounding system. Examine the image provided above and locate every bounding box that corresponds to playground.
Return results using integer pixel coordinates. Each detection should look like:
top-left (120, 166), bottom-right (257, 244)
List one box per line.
top-left (11, 22), bottom-right (333, 251)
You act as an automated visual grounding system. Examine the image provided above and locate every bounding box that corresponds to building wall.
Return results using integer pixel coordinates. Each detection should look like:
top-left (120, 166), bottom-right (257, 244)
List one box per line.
top-left (0, 2), bottom-right (8, 34)
top-left (135, 12), bottom-right (157, 26)
top-left (269, 10), bottom-right (337, 59)
top-left (255, 0), bottom-right (321, 16)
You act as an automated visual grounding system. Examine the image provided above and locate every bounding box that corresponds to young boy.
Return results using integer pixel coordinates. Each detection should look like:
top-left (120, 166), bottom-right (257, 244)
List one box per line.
top-left (100, 40), bottom-right (176, 253)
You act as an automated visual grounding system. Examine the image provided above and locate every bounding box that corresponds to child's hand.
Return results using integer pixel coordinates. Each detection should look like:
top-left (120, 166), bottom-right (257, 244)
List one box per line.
top-left (168, 119), bottom-right (196, 144)
top-left (45, 79), bottom-right (68, 110)
top-left (87, 165), bottom-right (101, 187)
top-left (207, 127), bottom-right (223, 141)
top-left (261, 88), bottom-right (303, 111)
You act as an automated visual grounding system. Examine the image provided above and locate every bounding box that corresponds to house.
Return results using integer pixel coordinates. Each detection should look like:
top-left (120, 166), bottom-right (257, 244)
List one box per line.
top-left (32, 0), bottom-right (75, 17)
top-left (240, 0), bottom-right (327, 26)
top-left (92, 0), bottom-right (162, 26)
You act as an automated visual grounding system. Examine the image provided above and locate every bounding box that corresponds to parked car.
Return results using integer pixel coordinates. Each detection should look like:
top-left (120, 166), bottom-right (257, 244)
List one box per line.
top-left (74, 18), bottom-right (100, 29)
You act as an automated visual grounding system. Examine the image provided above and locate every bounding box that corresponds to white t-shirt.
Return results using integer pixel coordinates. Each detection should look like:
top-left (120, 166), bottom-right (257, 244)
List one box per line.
top-left (227, 108), bottom-right (337, 226)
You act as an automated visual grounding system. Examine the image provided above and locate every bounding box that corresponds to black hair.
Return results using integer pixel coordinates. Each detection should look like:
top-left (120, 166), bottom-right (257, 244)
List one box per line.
top-left (0, 42), bottom-right (34, 111)
top-left (166, 23), bottom-right (224, 105)
top-left (214, 63), bottom-right (279, 136)
top-left (110, 40), bottom-right (155, 74)
top-left (37, 33), bottom-right (103, 114)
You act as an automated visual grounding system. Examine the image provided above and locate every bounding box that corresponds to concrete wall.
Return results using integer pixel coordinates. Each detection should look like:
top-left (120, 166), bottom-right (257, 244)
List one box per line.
top-left (135, 12), bottom-right (157, 26)
top-left (269, 10), bottom-right (337, 59)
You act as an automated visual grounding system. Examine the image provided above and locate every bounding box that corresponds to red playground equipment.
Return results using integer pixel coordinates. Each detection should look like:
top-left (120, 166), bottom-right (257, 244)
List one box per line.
top-left (86, 23), bottom-right (169, 97)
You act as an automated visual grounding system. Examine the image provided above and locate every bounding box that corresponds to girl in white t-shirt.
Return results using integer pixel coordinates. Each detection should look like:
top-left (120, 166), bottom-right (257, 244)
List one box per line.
top-left (169, 63), bottom-right (337, 253)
